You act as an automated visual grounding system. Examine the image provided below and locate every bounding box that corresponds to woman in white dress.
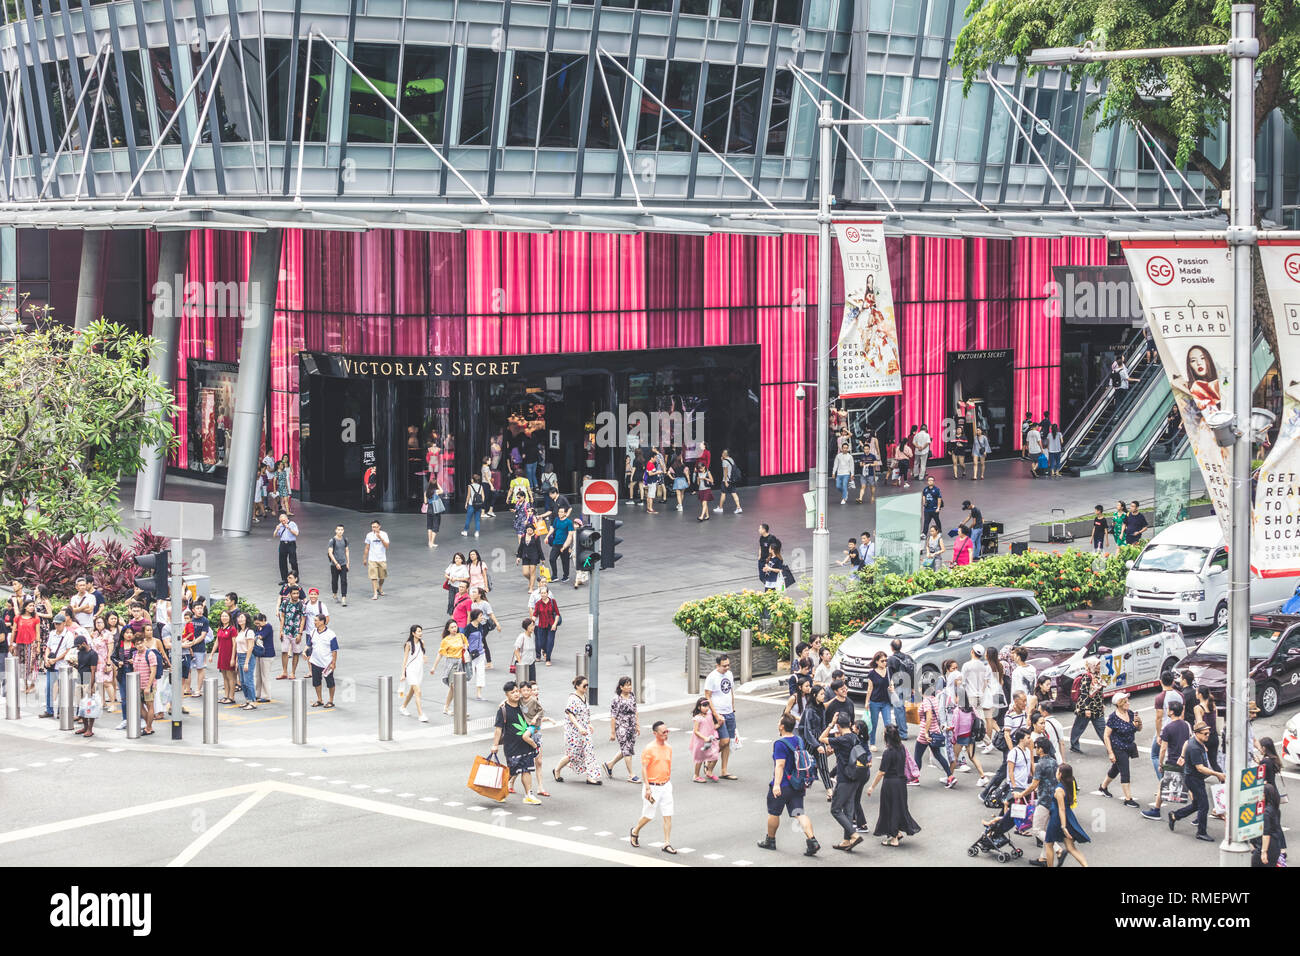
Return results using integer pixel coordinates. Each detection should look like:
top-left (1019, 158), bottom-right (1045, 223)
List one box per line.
top-left (400, 625), bottom-right (428, 722)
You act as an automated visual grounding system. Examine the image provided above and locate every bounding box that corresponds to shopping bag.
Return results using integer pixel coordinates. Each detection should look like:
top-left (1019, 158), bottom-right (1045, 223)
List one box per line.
top-left (158, 679), bottom-right (172, 710)
top-left (1010, 801), bottom-right (1029, 821)
top-left (466, 753), bottom-right (509, 802)
top-left (904, 748), bottom-right (920, 783)
top-left (905, 701), bottom-right (920, 725)
top-left (79, 693), bottom-right (102, 720)
top-left (1211, 782), bottom-right (1227, 817)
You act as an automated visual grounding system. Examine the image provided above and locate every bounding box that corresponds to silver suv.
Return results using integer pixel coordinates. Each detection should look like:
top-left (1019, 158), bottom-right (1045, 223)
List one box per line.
top-left (831, 588), bottom-right (1046, 697)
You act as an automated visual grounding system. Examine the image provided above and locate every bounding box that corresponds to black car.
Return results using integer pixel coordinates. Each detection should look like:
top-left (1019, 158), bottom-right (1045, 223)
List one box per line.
top-left (1175, 614), bottom-right (1300, 717)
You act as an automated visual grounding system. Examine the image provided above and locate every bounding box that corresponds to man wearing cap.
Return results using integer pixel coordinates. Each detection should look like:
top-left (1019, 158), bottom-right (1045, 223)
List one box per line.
top-left (305, 614), bottom-right (339, 708)
top-left (72, 635), bottom-right (100, 737)
top-left (40, 613), bottom-right (76, 718)
top-left (1168, 721), bottom-right (1224, 841)
top-left (277, 585), bottom-right (306, 681)
top-left (302, 587), bottom-right (329, 634)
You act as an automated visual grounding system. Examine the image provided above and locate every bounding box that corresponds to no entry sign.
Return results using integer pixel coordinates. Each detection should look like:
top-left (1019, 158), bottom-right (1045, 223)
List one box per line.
top-left (582, 478), bottom-right (619, 517)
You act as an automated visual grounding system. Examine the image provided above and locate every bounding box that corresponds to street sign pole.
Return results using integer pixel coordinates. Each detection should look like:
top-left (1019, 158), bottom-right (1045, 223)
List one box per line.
top-left (587, 562), bottom-right (599, 706)
top-left (170, 535), bottom-right (184, 740)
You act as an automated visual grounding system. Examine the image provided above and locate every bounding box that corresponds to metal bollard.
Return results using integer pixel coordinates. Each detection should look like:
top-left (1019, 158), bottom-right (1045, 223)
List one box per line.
top-left (58, 670), bottom-right (75, 731)
top-left (452, 670), bottom-right (468, 735)
top-left (377, 675), bottom-right (393, 741)
top-left (5, 657), bottom-right (19, 719)
top-left (632, 643), bottom-right (646, 704)
top-left (687, 635), bottom-right (701, 695)
top-left (575, 652), bottom-right (588, 681)
top-left (203, 676), bottom-right (220, 744)
top-left (124, 671), bottom-right (141, 739)
top-left (792, 620), bottom-right (803, 648)
top-left (740, 628), bottom-right (753, 685)
top-left (291, 678), bottom-right (307, 745)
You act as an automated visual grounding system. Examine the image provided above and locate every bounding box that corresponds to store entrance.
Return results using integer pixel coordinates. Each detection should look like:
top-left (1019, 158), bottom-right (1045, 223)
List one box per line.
top-left (947, 349), bottom-right (1014, 456)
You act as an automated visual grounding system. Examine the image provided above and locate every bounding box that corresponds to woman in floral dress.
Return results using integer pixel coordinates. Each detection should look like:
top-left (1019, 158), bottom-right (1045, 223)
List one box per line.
top-left (89, 615), bottom-right (114, 707)
top-left (603, 676), bottom-right (640, 782)
top-left (554, 675), bottom-right (603, 784)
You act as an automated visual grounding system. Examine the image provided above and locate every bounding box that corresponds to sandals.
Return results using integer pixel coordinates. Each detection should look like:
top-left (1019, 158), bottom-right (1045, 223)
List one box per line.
top-left (627, 775), bottom-right (640, 783)
top-left (241, 702), bottom-right (257, 710)
top-left (720, 773), bottom-right (738, 780)
top-left (324, 702), bottom-right (335, 708)
top-left (662, 845), bottom-right (678, 855)
top-left (602, 762), bottom-right (613, 778)
top-left (552, 769), bottom-right (564, 783)
top-left (629, 828), bottom-right (640, 848)
top-left (311, 701), bottom-right (323, 708)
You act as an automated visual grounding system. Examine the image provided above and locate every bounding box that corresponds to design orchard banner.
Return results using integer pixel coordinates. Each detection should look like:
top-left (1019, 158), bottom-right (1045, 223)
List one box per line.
top-left (1121, 240), bottom-right (1235, 544)
top-left (1253, 240), bottom-right (1300, 576)
top-left (834, 221), bottom-right (902, 398)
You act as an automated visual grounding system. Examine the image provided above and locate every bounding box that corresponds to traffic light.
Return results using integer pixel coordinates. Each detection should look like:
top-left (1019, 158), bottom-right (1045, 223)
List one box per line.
top-left (600, 517), bottom-right (623, 570)
top-left (133, 550), bottom-right (170, 601)
top-left (576, 525), bottom-right (602, 572)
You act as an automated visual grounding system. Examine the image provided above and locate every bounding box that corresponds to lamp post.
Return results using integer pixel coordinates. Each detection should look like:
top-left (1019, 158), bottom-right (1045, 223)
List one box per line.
top-left (1029, 4), bottom-right (1257, 866)
top-left (812, 106), bottom-right (930, 638)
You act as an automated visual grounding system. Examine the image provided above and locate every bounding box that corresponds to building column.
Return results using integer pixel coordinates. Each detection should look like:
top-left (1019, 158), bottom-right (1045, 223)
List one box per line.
top-left (133, 230), bottom-right (189, 517)
top-left (73, 230), bottom-right (105, 330)
top-left (221, 229), bottom-right (283, 536)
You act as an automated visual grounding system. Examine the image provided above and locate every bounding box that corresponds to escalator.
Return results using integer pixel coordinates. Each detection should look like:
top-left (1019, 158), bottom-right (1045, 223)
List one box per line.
top-left (1060, 336), bottom-right (1157, 476)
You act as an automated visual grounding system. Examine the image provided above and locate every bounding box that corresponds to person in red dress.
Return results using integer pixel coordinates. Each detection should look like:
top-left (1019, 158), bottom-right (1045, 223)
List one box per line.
top-left (215, 610), bottom-right (238, 704)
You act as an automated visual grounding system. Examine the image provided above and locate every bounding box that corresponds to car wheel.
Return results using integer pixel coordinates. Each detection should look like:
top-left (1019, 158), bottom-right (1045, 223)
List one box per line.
top-left (920, 665), bottom-right (940, 697)
top-left (1258, 682), bottom-right (1280, 718)
top-left (1214, 602), bottom-right (1229, 628)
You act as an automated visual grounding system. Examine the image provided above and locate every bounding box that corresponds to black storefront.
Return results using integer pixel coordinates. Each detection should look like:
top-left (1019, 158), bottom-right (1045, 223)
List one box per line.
top-left (299, 346), bottom-right (761, 512)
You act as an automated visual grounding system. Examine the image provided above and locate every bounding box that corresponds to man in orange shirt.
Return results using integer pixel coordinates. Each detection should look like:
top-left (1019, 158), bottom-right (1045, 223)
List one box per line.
top-left (629, 721), bottom-right (675, 854)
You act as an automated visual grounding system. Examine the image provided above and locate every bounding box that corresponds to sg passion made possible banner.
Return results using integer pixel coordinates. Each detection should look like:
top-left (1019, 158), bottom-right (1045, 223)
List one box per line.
top-left (1254, 240), bottom-right (1300, 576)
top-left (1122, 240), bottom-right (1235, 543)
top-left (835, 221), bottom-right (902, 398)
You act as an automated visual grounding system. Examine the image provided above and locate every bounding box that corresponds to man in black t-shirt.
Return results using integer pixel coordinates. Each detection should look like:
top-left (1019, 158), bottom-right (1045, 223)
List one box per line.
top-left (758, 524), bottom-right (781, 585)
top-left (823, 680), bottom-right (856, 733)
top-left (491, 681), bottom-right (540, 806)
top-left (1122, 501), bottom-right (1149, 545)
top-left (1169, 721), bottom-right (1224, 839)
top-left (960, 500), bottom-right (984, 559)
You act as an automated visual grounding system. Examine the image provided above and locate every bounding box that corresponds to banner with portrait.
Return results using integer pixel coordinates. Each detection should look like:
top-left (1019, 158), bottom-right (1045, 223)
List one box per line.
top-left (1121, 240), bottom-right (1235, 544)
top-left (835, 221), bottom-right (902, 398)
top-left (1253, 240), bottom-right (1300, 576)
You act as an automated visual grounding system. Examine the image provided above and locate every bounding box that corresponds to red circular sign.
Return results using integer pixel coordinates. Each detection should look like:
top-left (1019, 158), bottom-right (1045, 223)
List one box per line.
top-left (582, 479), bottom-right (619, 516)
top-left (1284, 253), bottom-right (1300, 283)
top-left (844, 226), bottom-right (861, 243)
top-left (1147, 256), bottom-right (1175, 286)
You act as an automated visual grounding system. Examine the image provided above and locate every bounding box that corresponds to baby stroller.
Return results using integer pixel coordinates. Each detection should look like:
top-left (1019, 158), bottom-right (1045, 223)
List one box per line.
top-left (968, 795), bottom-right (1034, 863)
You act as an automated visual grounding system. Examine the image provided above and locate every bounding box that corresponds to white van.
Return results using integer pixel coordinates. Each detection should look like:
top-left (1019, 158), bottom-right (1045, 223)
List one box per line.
top-left (1122, 516), bottom-right (1300, 629)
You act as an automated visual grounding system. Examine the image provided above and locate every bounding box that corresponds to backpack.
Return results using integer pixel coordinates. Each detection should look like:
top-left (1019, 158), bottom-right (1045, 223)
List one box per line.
top-left (843, 740), bottom-right (871, 782)
top-left (780, 737), bottom-right (816, 791)
top-left (470, 483), bottom-right (485, 507)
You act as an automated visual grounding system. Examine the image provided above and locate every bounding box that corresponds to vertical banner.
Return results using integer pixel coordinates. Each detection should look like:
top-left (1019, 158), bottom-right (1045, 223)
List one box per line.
top-left (1253, 240), bottom-right (1300, 576)
top-left (835, 221), bottom-right (902, 398)
top-left (1154, 458), bottom-right (1192, 534)
top-left (1122, 240), bottom-right (1235, 543)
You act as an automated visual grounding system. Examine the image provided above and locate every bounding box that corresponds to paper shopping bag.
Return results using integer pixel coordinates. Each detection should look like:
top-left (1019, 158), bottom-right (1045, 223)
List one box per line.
top-left (466, 754), bottom-right (509, 802)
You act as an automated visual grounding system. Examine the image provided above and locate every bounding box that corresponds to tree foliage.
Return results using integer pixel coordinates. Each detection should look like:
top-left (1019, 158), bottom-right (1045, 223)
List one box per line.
top-left (0, 305), bottom-right (177, 550)
top-left (951, 0), bottom-right (1300, 189)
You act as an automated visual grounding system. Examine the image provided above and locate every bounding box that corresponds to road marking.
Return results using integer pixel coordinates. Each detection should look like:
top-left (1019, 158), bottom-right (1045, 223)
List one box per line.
top-left (52, 757), bottom-right (72, 763)
top-left (443, 800), bottom-right (462, 807)
top-left (492, 809), bottom-right (512, 817)
top-left (168, 786), bottom-right (273, 867)
top-left (350, 784), bottom-right (369, 790)
top-left (732, 859), bottom-right (753, 866)
top-left (0, 782), bottom-right (268, 846)
top-left (265, 767), bottom-right (283, 773)
top-left (0, 768), bottom-right (17, 774)
top-left (396, 792), bottom-right (414, 798)
top-left (268, 781), bottom-right (680, 867)
top-left (286, 772), bottom-right (305, 777)
top-left (594, 830), bottom-right (611, 836)
top-left (543, 820), bottom-right (563, 827)
top-left (226, 757), bottom-right (244, 763)
top-left (328, 779), bottom-right (347, 785)
top-left (26, 762), bottom-right (45, 768)
top-left (518, 816), bottom-right (537, 821)
top-left (107, 748), bottom-right (124, 753)
top-left (374, 788), bottom-right (392, 794)
top-left (80, 753), bottom-right (98, 759)
top-left (1282, 771), bottom-right (1300, 782)
top-left (308, 775), bottom-right (326, 780)
top-left (244, 763), bottom-right (262, 768)
top-left (676, 847), bottom-right (696, 854)
top-left (568, 825), bottom-right (587, 832)
top-left (467, 806), bottom-right (486, 812)
top-left (420, 797), bottom-right (439, 803)
top-left (703, 853), bottom-right (724, 860)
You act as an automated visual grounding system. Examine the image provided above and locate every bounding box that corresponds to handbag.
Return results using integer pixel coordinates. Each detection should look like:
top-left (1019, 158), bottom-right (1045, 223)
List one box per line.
top-left (429, 495), bottom-right (447, 515)
top-left (420, 502), bottom-right (428, 514)
top-left (466, 753), bottom-right (509, 802)
top-left (1010, 801), bottom-right (1030, 821)
top-left (905, 701), bottom-right (920, 726)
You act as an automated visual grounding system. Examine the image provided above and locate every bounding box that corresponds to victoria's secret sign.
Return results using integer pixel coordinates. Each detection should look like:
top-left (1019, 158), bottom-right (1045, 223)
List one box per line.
top-left (308, 354), bottom-right (525, 378)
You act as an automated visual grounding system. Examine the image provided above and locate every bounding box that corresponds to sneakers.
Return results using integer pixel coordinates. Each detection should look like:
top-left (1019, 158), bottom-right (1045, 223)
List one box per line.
top-left (980, 743), bottom-right (995, 754)
top-left (756, 836), bottom-right (777, 851)
top-left (944, 776), bottom-right (957, 788)
top-left (1195, 833), bottom-right (1215, 842)
top-left (523, 794), bottom-right (542, 805)
top-left (1168, 814), bottom-right (1176, 832)
top-left (977, 775), bottom-right (990, 786)
top-left (419, 714), bottom-right (428, 722)
top-left (460, 530), bottom-right (468, 536)
top-left (1141, 808), bottom-right (1162, 820)
top-left (713, 507), bottom-right (723, 513)
top-left (676, 505), bottom-right (683, 512)
top-left (804, 838), bottom-right (820, 857)
top-left (956, 763), bottom-right (971, 773)
top-left (400, 707), bottom-right (410, 717)
top-left (735, 507), bottom-right (743, 513)
top-left (341, 597), bottom-right (347, 606)
top-left (115, 720), bottom-right (126, 730)
top-left (474, 531), bottom-right (480, 538)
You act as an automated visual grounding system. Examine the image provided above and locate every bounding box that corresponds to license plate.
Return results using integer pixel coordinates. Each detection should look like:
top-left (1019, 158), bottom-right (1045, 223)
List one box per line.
top-left (847, 676), bottom-right (864, 690)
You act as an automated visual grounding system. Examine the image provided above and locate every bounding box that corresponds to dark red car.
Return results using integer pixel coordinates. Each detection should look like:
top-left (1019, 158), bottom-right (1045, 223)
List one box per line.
top-left (1175, 614), bottom-right (1300, 717)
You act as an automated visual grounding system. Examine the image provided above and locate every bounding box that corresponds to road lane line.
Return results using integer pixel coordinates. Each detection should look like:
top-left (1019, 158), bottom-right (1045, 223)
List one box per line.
top-left (0, 782), bottom-right (266, 846)
top-left (268, 782), bottom-right (682, 867)
top-left (167, 786), bottom-right (273, 867)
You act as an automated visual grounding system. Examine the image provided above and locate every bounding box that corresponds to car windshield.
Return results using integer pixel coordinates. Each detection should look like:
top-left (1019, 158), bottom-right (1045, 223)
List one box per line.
top-left (1017, 624), bottom-right (1095, 652)
top-left (862, 603), bottom-right (942, 638)
top-left (1133, 545), bottom-right (1210, 574)
top-left (1195, 626), bottom-right (1283, 660)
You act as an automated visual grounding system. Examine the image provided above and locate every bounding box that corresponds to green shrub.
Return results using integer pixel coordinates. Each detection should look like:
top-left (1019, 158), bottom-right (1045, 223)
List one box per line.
top-left (676, 544), bottom-right (1142, 661)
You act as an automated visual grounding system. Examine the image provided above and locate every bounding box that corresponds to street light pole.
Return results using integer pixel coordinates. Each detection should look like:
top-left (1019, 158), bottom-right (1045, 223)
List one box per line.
top-left (813, 100), bottom-right (832, 638)
top-left (1031, 6), bottom-right (1257, 866)
top-left (1223, 1), bottom-right (1257, 867)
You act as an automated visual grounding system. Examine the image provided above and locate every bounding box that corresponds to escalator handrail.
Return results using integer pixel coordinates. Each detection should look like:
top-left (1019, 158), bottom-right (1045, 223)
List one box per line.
top-left (1059, 334), bottom-right (1149, 464)
top-left (1068, 357), bottom-right (1167, 472)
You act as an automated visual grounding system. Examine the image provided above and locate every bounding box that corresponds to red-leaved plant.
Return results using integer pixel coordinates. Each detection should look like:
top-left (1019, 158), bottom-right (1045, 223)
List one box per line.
top-left (2, 526), bottom-right (173, 601)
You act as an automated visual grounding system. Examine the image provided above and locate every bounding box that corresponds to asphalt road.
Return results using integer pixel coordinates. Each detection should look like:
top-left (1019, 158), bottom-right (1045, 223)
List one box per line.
top-left (3, 684), bottom-right (1291, 867)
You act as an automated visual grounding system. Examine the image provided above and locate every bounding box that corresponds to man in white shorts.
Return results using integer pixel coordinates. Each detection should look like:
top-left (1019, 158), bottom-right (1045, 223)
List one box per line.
top-left (629, 722), bottom-right (676, 854)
